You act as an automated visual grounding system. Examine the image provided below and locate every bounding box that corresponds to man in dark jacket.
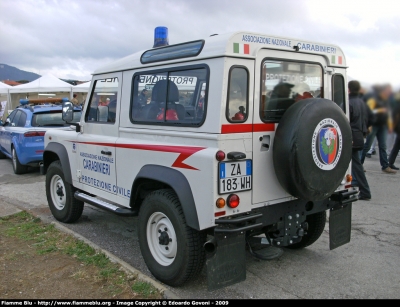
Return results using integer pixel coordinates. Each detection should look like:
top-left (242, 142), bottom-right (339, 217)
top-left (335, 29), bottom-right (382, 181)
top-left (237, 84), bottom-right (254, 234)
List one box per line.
top-left (388, 92), bottom-right (400, 169)
top-left (360, 84), bottom-right (396, 173)
top-left (349, 80), bottom-right (371, 200)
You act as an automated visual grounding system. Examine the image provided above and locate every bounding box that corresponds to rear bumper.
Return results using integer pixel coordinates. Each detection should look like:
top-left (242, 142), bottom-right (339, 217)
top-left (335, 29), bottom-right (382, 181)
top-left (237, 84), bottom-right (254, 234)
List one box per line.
top-left (17, 143), bottom-right (44, 166)
top-left (213, 188), bottom-right (358, 234)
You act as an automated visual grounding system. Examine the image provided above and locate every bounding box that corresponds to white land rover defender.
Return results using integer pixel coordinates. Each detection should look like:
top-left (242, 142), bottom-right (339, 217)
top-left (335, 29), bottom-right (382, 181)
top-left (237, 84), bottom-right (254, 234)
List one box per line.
top-left (42, 28), bottom-right (358, 290)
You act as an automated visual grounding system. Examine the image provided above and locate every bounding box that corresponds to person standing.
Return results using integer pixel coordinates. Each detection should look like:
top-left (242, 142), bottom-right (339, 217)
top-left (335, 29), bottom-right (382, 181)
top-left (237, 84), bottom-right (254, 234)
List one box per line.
top-left (71, 93), bottom-right (80, 106)
top-left (138, 89), bottom-right (148, 106)
top-left (348, 80), bottom-right (372, 200)
top-left (360, 84), bottom-right (396, 174)
top-left (388, 91), bottom-right (400, 170)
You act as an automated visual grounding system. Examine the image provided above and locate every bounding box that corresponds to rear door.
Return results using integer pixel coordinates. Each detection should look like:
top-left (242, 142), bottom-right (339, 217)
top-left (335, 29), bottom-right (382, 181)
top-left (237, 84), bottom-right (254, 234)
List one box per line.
top-left (252, 49), bottom-right (328, 206)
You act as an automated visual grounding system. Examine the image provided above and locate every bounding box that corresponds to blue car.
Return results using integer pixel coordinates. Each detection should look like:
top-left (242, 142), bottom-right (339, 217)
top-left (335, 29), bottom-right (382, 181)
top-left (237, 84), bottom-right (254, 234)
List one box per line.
top-left (0, 99), bottom-right (81, 174)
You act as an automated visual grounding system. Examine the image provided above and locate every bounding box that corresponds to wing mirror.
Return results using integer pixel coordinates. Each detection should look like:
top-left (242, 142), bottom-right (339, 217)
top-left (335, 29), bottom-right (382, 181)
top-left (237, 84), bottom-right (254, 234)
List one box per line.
top-left (62, 100), bottom-right (80, 132)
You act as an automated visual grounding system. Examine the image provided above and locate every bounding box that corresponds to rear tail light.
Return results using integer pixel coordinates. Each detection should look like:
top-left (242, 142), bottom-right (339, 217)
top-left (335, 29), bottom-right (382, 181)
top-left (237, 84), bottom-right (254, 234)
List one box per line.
top-left (24, 131), bottom-right (46, 137)
top-left (216, 198), bottom-right (226, 208)
top-left (216, 150), bottom-right (225, 161)
top-left (227, 194), bottom-right (240, 208)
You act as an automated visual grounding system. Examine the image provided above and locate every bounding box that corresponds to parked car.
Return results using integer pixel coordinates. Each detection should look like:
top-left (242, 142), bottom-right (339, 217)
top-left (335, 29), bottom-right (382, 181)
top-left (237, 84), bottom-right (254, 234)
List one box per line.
top-left (0, 99), bottom-right (82, 174)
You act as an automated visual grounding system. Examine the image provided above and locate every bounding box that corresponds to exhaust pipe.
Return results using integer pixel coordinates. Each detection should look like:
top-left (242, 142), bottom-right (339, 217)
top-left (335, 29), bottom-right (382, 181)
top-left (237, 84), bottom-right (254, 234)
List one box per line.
top-left (204, 237), bottom-right (217, 254)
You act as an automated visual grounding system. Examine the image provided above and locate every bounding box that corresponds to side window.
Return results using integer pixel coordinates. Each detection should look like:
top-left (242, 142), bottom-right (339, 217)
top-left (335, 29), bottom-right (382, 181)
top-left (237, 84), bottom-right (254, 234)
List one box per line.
top-left (5, 110), bottom-right (17, 126)
top-left (85, 78), bottom-right (119, 123)
top-left (17, 111), bottom-right (27, 127)
top-left (332, 74), bottom-right (346, 112)
top-left (261, 60), bottom-right (323, 122)
top-left (226, 67), bottom-right (248, 122)
top-left (131, 66), bottom-right (208, 126)
top-left (11, 110), bottom-right (22, 127)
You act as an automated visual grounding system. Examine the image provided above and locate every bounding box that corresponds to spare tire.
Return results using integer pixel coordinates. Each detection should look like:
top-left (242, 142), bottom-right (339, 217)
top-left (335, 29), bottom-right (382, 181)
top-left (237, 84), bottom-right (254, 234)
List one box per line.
top-left (273, 98), bottom-right (352, 201)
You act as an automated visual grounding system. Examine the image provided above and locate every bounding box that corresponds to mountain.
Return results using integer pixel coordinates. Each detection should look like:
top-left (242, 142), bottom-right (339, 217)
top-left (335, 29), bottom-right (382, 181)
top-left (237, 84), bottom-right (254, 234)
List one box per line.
top-left (0, 64), bottom-right (41, 82)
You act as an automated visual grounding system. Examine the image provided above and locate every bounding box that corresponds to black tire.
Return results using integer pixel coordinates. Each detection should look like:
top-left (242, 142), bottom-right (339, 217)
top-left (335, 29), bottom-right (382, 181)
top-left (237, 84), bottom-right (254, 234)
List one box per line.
top-left (12, 147), bottom-right (28, 174)
top-left (46, 160), bottom-right (84, 223)
top-left (286, 211), bottom-right (327, 249)
top-left (273, 98), bottom-right (352, 201)
top-left (138, 189), bottom-right (206, 287)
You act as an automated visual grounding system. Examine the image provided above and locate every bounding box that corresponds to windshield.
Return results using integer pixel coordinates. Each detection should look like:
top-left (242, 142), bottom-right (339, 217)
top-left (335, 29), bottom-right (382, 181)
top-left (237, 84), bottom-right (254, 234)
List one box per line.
top-left (32, 110), bottom-right (81, 127)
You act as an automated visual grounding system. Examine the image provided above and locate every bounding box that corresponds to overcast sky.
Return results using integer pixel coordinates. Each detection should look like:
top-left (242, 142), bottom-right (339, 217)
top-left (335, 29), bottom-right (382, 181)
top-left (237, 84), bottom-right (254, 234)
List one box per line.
top-left (1, 0), bottom-right (399, 90)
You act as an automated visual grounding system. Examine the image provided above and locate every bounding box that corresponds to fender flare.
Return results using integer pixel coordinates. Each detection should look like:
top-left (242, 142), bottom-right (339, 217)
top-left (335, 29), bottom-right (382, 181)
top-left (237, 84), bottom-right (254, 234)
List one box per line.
top-left (43, 142), bottom-right (73, 184)
top-left (133, 165), bottom-right (200, 230)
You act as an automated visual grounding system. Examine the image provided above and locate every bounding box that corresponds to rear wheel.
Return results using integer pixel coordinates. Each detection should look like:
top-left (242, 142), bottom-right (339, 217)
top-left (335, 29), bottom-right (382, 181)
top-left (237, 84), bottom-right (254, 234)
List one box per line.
top-left (138, 189), bottom-right (206, 286)
top-left (46, 160), bottom-right (83, 223)
top-left (12, 147), bottom-right (28, 174)
top-left (286, 211), bottom-right (327, 249)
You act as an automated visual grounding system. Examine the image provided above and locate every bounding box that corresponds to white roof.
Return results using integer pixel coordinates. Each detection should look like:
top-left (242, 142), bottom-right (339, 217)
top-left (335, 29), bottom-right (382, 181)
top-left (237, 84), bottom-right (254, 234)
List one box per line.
top-left (0, 81), bottom-right (11, 93)
top-left (8, 73), bottom-right (73, 93)
top-left (72, 81), bottom-right (90, 93)
top-left (93, 31), bottom-right (346, 75)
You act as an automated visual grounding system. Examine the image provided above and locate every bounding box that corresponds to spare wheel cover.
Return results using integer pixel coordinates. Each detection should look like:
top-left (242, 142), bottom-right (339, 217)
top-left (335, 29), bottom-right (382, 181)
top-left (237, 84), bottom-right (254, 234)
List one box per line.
top-left (273, 98), bottom-right (352, 201)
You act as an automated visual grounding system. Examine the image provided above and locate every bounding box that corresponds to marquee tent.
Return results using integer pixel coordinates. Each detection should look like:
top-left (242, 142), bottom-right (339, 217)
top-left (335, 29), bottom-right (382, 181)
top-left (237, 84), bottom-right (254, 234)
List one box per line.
top-left (8, 73), bottom-right (73, 109)
top-left (0, 82), bottom-right (11, 119)
top-left (72, 81), bottom-right (91, 93)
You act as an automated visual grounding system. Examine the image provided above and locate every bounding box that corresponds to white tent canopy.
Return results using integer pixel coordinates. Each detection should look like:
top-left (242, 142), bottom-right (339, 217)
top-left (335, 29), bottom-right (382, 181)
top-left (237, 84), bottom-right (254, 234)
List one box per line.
top-left (72, 81), bottom-right (91, 93)
top-left (8, 73), bottom-right (73, 109)
top-left (8, 73), bottom-right (73, 93)
top-left (0, 81), bottom-right (12, 93)
top-left (0, 82), bottom-right (11, 119)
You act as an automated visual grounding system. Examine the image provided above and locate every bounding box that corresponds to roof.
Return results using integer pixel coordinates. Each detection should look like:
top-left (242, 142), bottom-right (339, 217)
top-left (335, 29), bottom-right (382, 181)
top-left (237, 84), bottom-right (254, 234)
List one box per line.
top-left (8, 73), bottom-right (73, 93)
top-left (72, 81), bottom-right (90, 93)
top-left (0, 81), bottom-right (11, 93)
top-left (93, 31), bottom-right (346, 75)
top-left (2, 80), bottom-right (21, 86)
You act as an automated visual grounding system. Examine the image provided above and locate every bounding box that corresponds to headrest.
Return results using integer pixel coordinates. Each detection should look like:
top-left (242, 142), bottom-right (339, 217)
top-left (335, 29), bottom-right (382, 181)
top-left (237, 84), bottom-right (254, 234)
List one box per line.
top-left (151, 79), bottom-right (179, 103)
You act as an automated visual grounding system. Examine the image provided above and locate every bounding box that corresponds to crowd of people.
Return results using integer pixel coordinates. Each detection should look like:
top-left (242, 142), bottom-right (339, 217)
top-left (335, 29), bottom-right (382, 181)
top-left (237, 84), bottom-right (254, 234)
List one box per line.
top-left (349, 81), bottom-right (400, 201)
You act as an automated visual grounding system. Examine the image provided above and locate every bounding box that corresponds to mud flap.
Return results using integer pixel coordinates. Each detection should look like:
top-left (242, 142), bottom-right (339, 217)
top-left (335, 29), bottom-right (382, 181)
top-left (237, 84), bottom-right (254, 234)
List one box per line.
top-left (329, 203), bottom-right (352, 250)
top-left (206, 232), bottom-right (246, 291)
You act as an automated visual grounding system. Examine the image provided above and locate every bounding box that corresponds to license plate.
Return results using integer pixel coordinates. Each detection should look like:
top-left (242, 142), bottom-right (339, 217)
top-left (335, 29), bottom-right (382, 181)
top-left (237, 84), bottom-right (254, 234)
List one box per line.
top-left (219, 160), bottom-right (252, 194)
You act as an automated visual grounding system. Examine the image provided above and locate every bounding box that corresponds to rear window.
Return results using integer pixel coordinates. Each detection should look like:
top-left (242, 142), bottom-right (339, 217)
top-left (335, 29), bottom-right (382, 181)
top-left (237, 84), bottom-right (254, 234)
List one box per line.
top-left (261, 60), bottom-right (323, 122)
top-left (32, 110), bottom-right (81, 127)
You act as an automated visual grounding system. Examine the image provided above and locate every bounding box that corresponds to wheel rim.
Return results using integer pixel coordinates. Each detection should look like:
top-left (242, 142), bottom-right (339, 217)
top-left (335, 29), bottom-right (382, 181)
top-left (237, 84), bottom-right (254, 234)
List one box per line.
top-left (146, 212), bottom-right (177, 266)
top-left (50, 174), bottom-right (66, 210)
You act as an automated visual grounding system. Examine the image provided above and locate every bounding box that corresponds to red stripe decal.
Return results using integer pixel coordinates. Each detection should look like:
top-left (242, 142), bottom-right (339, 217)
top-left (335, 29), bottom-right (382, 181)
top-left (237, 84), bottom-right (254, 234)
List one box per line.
top-left (253, 123), bottom-right (275, 132)
top-left (221, 123), bottom-right (275, 134)
top-left (70, 141), bottom-right (205, 170)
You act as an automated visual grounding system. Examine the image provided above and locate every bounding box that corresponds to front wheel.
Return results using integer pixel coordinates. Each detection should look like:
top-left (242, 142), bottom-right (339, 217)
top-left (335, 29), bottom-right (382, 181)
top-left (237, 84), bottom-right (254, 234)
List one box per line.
top-left (46, 160), bottom-right (83, 223)
top-left (286, 211), bottom-right (327, 249)
top-left (138, 189), bottom-right (206, 287)
top-left (12, 147), bottom-right (28, 174)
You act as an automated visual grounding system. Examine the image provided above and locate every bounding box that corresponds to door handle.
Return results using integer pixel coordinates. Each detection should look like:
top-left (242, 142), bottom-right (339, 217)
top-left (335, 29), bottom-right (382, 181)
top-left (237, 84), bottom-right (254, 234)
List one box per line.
top-left (260, 135), bottom-right (270, 152)
top-left (101, 150), bottom-right (112, 156)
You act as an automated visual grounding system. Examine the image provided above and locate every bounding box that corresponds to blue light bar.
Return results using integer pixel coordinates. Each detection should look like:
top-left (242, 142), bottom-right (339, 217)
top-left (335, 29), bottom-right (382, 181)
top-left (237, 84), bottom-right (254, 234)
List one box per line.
top-left (20, 99), bottom-right (29, 105)
top-left (153, 26), bottom-right (169, 48)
